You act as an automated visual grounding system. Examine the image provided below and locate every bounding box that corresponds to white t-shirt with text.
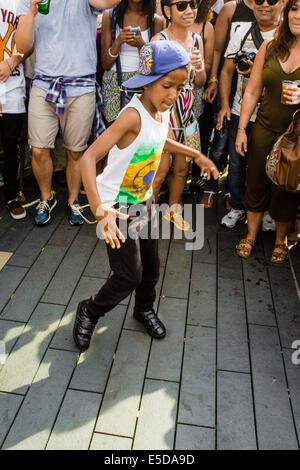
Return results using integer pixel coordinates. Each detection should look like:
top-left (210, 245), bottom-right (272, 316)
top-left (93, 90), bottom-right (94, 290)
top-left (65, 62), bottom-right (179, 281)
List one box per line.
top-left (0, 0), bottom-right (25, 113)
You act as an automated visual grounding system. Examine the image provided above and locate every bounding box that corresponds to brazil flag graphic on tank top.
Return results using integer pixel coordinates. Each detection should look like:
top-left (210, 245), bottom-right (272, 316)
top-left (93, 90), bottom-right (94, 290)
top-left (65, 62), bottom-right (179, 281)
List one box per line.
top-left (115, 141), bottom-right (164, 205)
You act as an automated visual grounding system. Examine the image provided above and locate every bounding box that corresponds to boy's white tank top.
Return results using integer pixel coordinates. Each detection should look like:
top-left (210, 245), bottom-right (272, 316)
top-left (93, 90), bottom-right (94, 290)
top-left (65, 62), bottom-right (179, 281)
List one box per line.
top-left (96, 94), bottom-right (169, 206)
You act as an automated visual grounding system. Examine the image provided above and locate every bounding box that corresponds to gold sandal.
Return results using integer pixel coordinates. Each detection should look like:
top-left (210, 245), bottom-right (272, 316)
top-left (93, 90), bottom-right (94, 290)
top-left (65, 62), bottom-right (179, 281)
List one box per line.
top-left (236, 238), bottom-right (255, 259)
top-left (270, 244), bottom-right (288, 264)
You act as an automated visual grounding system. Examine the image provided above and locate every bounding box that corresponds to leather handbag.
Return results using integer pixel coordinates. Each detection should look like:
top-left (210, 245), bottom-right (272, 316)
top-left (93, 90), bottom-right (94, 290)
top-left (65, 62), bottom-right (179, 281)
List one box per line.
top-left (266, 108), bottom-right (300, 193)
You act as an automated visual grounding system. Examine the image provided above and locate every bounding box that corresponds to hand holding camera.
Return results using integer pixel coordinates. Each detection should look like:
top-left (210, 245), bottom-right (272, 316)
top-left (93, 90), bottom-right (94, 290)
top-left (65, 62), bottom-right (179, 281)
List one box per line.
top-left (233, 50), bottom-right (256, 76)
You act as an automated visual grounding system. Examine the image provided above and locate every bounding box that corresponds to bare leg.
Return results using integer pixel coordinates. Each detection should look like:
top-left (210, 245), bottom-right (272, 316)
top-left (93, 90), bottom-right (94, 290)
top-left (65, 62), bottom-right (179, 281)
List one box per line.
top-left (168, 154), bottom-right (189, 210)
top-left (31, 147), bottom-right (53, 201)
top-left (246, 210), bottom-right (264, 241)
top-left (236, 210), bottom-right (263, 257)
top-left (152, 152), bottom-right (170, 203)
top-left (66, 149), bottom-right (82, 204)
top-left (274, 220), bottom-right (290, 245)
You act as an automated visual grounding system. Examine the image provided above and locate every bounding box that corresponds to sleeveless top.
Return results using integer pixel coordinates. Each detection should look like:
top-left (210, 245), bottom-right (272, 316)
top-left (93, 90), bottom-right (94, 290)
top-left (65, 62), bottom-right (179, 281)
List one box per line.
top-left (159, 31), bottom-right (200, 142)
top-left (111, 26), bottom-right (151, 73)
top-left (257, 55), bottom-right (300, 134)
top-left (222, 0), bottom-right (255, 70)
top-left (96, 94), bottom-right (170, 206)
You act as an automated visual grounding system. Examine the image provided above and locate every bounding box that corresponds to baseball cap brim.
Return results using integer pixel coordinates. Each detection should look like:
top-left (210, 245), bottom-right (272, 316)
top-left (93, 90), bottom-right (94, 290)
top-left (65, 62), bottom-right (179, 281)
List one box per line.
top-left (122, 72), bottom-right (165, 89)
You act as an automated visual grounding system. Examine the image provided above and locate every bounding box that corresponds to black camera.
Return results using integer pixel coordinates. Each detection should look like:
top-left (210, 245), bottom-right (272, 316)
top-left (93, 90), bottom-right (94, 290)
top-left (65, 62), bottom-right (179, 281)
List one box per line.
top-left (233, 50), bottom-right (256, 72)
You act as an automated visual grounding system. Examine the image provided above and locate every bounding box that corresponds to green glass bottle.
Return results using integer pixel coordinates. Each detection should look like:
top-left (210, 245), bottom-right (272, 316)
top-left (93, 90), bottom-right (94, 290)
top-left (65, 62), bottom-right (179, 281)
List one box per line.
top-left (38, 0), bottom-right (51, 15)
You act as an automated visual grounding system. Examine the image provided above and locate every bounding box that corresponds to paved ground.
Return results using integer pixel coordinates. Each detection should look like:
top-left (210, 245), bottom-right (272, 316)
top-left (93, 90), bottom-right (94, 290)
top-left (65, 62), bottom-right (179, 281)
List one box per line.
top-left (0, 181), bottom-right (299, 450)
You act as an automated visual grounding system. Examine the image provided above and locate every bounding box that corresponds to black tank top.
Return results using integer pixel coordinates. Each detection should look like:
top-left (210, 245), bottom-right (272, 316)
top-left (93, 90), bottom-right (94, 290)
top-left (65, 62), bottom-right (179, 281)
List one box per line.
top-left (232, 0), bottom-right (255, 23)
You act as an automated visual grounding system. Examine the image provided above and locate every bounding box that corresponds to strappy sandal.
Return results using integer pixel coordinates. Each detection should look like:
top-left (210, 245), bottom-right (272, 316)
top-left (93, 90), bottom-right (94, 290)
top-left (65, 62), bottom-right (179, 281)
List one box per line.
top-left (270, 244), bottom-right (288, 264)
top-left (236, 238), bottom-right (256, 259)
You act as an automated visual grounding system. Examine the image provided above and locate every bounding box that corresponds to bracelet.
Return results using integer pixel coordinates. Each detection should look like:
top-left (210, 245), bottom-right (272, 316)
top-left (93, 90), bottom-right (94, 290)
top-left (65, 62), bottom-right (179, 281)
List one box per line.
top-left (208, 76), bottom-right (218, 85)
top-left (108, 47), bottom-right (119, 59)
top-left (238, 127), bottom-right (246, 131)
top-left (6, 60), bottom-right (13, 74)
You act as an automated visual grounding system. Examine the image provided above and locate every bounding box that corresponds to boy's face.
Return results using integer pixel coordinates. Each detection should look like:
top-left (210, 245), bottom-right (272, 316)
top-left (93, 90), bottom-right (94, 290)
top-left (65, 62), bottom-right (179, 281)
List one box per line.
top-left (144, 68), bottom-right (188, 113)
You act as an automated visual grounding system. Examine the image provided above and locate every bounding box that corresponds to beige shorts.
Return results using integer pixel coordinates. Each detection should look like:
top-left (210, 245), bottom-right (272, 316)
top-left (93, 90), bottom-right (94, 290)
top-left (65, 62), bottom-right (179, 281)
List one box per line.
top-left (28, 85), bottom-right (96, 152)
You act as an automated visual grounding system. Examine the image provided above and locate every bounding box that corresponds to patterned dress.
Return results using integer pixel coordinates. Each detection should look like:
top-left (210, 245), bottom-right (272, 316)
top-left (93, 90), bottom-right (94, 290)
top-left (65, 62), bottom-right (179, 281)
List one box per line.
top-left (159, 31), bottom-right (199, 144)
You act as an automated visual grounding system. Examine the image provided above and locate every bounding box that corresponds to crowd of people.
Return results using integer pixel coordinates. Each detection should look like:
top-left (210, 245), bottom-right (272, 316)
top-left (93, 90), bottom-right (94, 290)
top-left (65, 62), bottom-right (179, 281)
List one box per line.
top-left (0, 0), bottom-right (299, 260)
top-left (0, 0), bottom-right (299, 348)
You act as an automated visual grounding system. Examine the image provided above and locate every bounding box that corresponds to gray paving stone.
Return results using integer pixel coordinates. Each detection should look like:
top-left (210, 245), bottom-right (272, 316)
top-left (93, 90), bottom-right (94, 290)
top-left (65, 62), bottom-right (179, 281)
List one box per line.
top-left (42, 229), bottom-right (97, 305)
top-left (50, 276), bottom-right (106, 351)
top-left (249, 324), bottom-right (298, 449)
top-left (83, 240), bottom-right (110, 279)
top-left (0, 303), bottom-right (65, 394)
top-left (162, 240), bottom-right (192, 299)
top-left (70, 305), bottom-right (127, 393)
top-left (133, 378), bottom-right (179, 450)
top-left (46, 389), bottom-right (101, 450)
top-left (218, 232), bottom-right (243, 280)
top-left (0, 265), bottom-right (28, 313)
top-left (283, 349), bottom-right (300, 440)
top-left (2, 349), bottom-right (77, 450)
top-left (0, 392), bottom-right (23, 447)
top-left (268, 264), bottom-right (300, 348)
top-left (0, 212), bottom-right (14, 240)
top-left (0, 320), bottom-right (25, 366)
top-left (147, 296), bottom-right (187, 382)
top-left (175, 424), bottom-right (215, 450)
top-left (217, 370), bottom-right (256, 450)
top-left (217, 278), bottom-right (250, 372)
top-left (95, 329), bottom-right (151, 437)
top-left (124, 267), bottom-right (164, 332)
top-left (90, 433), bottom-right (132, 450)
top-left (47, 218), bottom-right (79, 247)
top-left (0, 216), bottom-right (35, 252)
top-left (178, 326), bottom-right (216, 427)
top-left (193, 229), bottom-right (217, 265)
top-left (0, 245), bottom-right (67, 322)
top-left (7, 203), bottom-right (66, 268)
top-left (243, 258), bottom-right (276, 326)
top-left (159, 238), bottom-right (171, 268)
top-left (188, 262), bottom-right (216, 327)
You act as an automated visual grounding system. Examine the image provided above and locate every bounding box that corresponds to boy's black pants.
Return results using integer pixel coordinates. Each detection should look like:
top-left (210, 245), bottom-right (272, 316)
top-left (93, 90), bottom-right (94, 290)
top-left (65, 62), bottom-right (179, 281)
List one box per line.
top-left (86, 198), bottom-right (160, 319)
top-left (1, 113), bottom-right (25, 202)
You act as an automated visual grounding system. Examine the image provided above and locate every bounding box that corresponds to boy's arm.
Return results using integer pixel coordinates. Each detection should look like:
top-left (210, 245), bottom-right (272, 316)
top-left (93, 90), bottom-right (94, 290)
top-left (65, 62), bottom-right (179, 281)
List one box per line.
top-left (80, 108), bottom-right (140, 217)
top-left (163, 139), bottom-right (219, 181)
top-left (89, 0), bottom-right (121, 10)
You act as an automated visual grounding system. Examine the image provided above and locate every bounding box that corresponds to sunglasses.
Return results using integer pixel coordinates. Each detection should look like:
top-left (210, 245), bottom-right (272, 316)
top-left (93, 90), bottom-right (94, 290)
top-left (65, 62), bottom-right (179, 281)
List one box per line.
top-left (169, 0), bottom-right (199, 12)
top-left (254, 0), bottom-right (279, 5)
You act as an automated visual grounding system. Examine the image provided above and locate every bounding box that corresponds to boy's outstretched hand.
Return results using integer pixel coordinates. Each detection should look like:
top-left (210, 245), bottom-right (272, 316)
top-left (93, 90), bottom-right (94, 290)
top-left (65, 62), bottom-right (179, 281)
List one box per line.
top-left (96, 204), bottom-right (129, 249)
top-left (195, 153), bottom-right (220, 180)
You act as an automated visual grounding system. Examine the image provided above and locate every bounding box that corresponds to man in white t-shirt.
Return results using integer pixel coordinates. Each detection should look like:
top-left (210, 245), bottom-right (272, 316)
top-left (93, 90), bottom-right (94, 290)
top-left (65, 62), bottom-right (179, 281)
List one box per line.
top-left (216, 0), bottom-right (283, 228)
top-left (0, 0), bottom-right (30, 219)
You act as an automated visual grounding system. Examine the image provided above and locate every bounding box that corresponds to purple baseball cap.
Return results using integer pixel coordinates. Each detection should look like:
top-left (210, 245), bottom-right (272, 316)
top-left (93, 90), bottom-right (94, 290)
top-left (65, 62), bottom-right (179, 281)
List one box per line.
top-left (122, 40), bottom-right (190, 89)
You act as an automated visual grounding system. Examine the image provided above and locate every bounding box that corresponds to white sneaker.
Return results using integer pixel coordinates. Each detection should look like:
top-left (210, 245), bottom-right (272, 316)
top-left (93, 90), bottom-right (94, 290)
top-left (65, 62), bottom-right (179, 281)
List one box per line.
top-left (262, 211), bottom-right (276, 232)
top-left (221, 209), bottom-right (245, 228)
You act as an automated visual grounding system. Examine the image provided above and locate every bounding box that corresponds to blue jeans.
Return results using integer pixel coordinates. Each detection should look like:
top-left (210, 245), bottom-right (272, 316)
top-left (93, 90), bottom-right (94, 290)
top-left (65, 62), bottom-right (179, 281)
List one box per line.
top-left (227, 114), bottom-right (253, 210)
top-left (204, 113), bottom-right (230, 193)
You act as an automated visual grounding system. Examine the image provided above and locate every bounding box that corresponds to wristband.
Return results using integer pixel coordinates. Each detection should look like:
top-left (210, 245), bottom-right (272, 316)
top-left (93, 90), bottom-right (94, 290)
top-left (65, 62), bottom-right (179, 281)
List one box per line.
top-left (208, 77), bottom-right (218, 85)
top-left (108, 47), bottom-right (119, 59)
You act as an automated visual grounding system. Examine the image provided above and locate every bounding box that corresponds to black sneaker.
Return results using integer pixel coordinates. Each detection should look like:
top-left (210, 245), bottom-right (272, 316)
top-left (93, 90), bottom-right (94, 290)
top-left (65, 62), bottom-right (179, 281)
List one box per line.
top-left (73, 300), bottom-right (98, 351)
top-left (133, 308), bottom-right (166, 339)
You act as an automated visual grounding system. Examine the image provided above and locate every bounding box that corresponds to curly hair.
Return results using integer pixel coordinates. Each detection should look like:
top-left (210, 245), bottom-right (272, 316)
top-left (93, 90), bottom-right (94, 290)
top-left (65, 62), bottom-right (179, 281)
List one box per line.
top-left (266, 0), bottom-right (299, 61)
top-left (115, 0), bottom-right (157, 29)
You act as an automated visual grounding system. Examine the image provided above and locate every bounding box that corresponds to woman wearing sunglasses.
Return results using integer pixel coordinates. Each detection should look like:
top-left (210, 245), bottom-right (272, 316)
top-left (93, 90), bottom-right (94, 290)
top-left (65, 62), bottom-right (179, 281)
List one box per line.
top-left (151, 0), bottom-right (207, 230)
top-left (235, 0), bottom-right (300, 263)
